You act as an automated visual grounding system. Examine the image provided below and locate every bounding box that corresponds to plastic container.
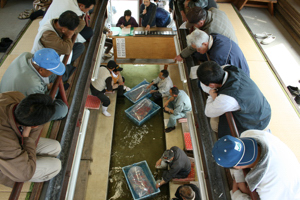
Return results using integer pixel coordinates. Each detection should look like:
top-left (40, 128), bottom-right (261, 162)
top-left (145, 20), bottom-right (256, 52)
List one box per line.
top-left (125, 99), bottom-right (161, 126)
top-left (124, 80), bottom-right (156, 104)
top-left (122, 161), bottom-right (160, 200)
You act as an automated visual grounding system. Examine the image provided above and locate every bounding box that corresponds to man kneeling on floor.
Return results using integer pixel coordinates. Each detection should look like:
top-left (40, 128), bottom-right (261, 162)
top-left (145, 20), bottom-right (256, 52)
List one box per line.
top-left (212, 130), bottom-right (300, 200)
top-left (155, 146), bottom-right (191, 188)
top-left (164, 86), bottom-right (192, 133)
top-left (173, 184), bottom-right (201, 200)
top-left (0, 92), bottom-right (61, 187)
top-left (147, 69), bottom-right (173, 101)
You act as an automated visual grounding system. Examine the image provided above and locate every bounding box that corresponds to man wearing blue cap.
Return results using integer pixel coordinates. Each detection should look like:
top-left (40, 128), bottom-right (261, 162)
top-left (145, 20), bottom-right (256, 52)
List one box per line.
top-left (0, 48), bottom-right (68, 121)
top-left (212, 130), bottom-right (300, 200)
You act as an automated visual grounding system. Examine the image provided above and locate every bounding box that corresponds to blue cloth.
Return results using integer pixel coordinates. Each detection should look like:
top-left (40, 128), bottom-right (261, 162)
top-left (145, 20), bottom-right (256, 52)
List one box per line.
top-left (193, 33), bottom-right (250, 76)
top-left (156, 7), bottom-right (171, 27)
top-left (140, 3), bottom-right (157, 27)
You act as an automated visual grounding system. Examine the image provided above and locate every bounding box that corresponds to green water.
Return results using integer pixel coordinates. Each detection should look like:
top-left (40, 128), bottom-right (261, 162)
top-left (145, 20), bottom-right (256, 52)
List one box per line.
top-left (107, 65), bottom-right (169, 200)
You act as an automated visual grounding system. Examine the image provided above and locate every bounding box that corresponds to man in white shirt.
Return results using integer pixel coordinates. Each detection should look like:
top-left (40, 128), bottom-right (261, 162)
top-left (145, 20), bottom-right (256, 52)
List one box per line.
top-left (197, 61), bottom-right (271, 138)
top-left (212, 130), bottom-right (300, 200)
top-left (39, 0), bottom-right (95, 42)
top-left (147, 70), bottom-right (173, 101)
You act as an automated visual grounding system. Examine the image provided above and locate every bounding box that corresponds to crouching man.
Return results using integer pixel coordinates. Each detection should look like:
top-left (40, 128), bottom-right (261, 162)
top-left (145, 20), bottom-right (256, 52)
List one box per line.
top-left (0, 92), bottom-right (61, 187)
top-left (212, 130), bottom-right (300, 200)
top-left (155, 146), bottom-right (191, 188)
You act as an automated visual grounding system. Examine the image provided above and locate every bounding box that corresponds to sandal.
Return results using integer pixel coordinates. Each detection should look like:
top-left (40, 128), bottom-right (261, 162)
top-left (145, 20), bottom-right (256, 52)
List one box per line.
top-left (261, 36), bottom-right (276, 45)
top-left (18, 9), bottom-right (34, 19)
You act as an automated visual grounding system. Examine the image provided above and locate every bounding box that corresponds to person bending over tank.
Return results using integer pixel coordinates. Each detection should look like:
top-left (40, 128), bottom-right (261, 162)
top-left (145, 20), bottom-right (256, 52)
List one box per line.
top-left (212, 130), bottom-right (300, 200)
top-left (0, 92), bottom-right (61, 187)
top-left (155, 146), bottom-right (191, 188)
top-left (140, 0), bottom-right (157, 31)
top-left (175, 29), bottom-right (250, 76)
top-left (163, 87), bottom-right (192, 133)
top-left (32, 10), bottom-right (85, 82)
top-left (173, 184), bottom-right (201, 200)
top-left (147, 70), bottom-right (173, 101)
top-left (91, 60), bottom-right (120, 117)
top-left (116, 10), bottom-right (139, 28)
top-left (197, 61), bottom-right (271, 138)
top-left (0, 48), bottom-right (68, 121)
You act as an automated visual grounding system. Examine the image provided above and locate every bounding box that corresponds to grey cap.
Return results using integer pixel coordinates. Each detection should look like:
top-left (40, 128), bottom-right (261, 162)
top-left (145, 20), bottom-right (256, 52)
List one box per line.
top-left (161, 149), bottom-right (174, 161)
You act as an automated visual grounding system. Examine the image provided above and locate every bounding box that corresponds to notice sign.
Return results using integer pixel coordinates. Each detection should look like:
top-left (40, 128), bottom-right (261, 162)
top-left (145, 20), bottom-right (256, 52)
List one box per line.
top-left (116, 38), bottom-right (126, 58)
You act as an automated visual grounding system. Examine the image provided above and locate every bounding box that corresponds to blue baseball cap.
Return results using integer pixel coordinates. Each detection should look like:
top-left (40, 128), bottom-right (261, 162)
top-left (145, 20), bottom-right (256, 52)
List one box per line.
top-left (32, 48), bottom-right (66, 75)
top-left (212, 135), bottom-right (258, 168)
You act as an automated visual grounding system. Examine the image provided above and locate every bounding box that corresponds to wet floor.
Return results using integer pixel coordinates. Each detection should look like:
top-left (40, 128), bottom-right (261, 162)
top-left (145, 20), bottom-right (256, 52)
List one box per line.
top-left (107, 65), bottom-right (169, 200)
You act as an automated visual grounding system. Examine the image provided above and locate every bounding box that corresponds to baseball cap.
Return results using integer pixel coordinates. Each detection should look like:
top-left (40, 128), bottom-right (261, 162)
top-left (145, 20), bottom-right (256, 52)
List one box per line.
top-left (32, 48), bottom-right (65, 75)
top-left (114, 65), bottom-right (123, 72)
top-left (161, 149), bottom-right (174, 162)
top-left (212, 135), bottom-right (258, 168)
top-left (186, 7), bottom-right (207, 29)
top-left (107, 60), bottom-right (118, 70)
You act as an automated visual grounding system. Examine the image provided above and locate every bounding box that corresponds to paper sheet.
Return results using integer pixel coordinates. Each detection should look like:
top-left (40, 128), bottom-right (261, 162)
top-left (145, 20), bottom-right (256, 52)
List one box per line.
top-left (121, 28), bottom-right (131, 35)
top-left (189, 65), bottom-right (199, 80)
top-left (116, 38), bottom-right (126, 58)
top-left (179, 21), bottom-right (187, 29)
top-left (112, 31), bottom-right (119, 36)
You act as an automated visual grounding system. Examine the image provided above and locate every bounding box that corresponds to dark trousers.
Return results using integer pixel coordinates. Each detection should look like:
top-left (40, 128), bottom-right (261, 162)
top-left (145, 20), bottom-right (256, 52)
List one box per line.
top-left (162, 169), bottom-right (190, 180)
top-left (71, 43), bottom-right (85, 63)
top-left (80, 25), bottom-right (94, 41)
top-left (105, 38), bottom-right (113, 54)
top-left (90, 84), bottom-right (110, 107)
top-left (206, 0), bottom-right (218, 10)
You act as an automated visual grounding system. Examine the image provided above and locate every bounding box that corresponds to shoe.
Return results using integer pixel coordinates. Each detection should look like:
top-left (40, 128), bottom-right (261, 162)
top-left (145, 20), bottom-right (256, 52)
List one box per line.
top-left (287, 85), bottom-right (300, 96)
top-left (295, 95), bottom-right (300, 105)
top-left (102, 106), bottom-right (111, 117)
top-left (255, 32), bottom-right (272, 39)
top-left (0, 43), bottom-right (9, 52)
top-left (104, 53), bottom-right (112, 58)
top-left (1, 38), bottom-right (13, 46)
top-left (165, 126), bottom-right (175, 133)
top-left (261, 36), bottom-right (276, 45)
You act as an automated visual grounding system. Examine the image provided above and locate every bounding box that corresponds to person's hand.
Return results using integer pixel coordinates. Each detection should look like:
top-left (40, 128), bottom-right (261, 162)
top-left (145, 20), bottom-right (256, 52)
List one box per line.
top-left (184, 0), bottom-right (190, 8)
top-left (164, 107), bottom-right (170, 112)
top-left (169, 8), bottom-right (173, 13)
top-left (174, 55), bottom-right (183, 62)
top-left (145, 25), bottom-right (150, 31)
top-left (107, 31), bottom-right (113, 37)
top-left (22, 126), bottom-right (32, 137)
top-left (181, 12), bottom-right (188, 22)
top-left (146, 84), bottom-right (151, 89)
top-left (120, 24), bottom-right (124, 28)
top-left (47, 83), bottom-right (53, 90)
top-left (156, 182), bottom-right (161, 188)
top-left (155, 159), bottom-right (162, 167)
top-left (63, 29), bottom-right (76, 39)
top-left (143, 9), bottom-right (147, 15)
top-left (209, 89), bottom-right (218, 100)
top-left (126, 25), bottom-right (131, 28)
top-left (150, 90), bottom-right (155, 94)
top-left (163, 101), bottom-right (169, 108)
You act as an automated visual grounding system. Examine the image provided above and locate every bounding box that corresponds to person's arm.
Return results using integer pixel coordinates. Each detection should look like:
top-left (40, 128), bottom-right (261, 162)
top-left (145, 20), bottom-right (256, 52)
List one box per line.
top-left (140, 4), bottom-right (146, 18)
top-left (172, 101), bottom-right (184, 115)
top-left (156, 179), bottom-right (167, 188)
top-left (164, 96), bottom-right (174, 108)
top-left (0, 127), bottom-right (42, 182)
top-left (76, 18), bottom-right (86, 34)
top-left (177, 0), bottom-right (185, 11)
top-left (231, 180), bottom-right (251, 200)
top-left (147, 3), bottom-right (157, 26)
top-left (180, 46), bottom-right (197, 58)
top-left (105, 77), bottom-right (113, 92)
top-left (40, 30), bottom-right (73, 55)
top-left (131, 17), bottom-right (139, 27)
top-left (204, 94), bottom-right (240, 117)
top-left (162, 163), bottom-right (182, 183)
top-left (116, 17), bottom-right (124, 27)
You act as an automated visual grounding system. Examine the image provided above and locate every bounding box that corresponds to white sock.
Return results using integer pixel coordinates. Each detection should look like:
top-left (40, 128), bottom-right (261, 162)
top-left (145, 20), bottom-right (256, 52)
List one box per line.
top-left (102, 106), bottom-right (111, 117)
